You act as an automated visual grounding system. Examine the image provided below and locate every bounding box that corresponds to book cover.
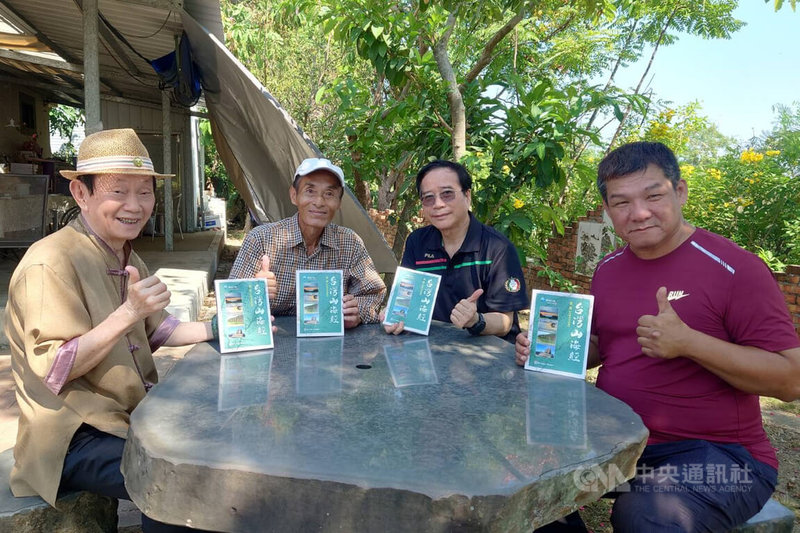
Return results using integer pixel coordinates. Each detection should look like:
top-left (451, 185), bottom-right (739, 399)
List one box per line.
top-left (296, 270), bottom-right (344, 337)
top-left (524, 289), bottom-right (594, 379)
top-left (214, 278), bottom-right (274, 353)
top-left (382, 266), bottom-right (441, 335)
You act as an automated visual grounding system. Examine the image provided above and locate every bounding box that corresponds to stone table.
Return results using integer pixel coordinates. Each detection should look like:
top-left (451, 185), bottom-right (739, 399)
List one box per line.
top-left (122, 318), bottom-right (648, 532)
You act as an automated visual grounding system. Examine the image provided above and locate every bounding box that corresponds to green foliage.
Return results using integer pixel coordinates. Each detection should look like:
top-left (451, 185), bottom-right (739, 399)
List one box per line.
top-left (633, 103), bottom-right (733, 164)
top-left (48, 104), bottom-right (84, 159)
top-left (462, 78), bottom-right (624, 261)
top-left (682, 147), bottom-right (800, 270)
top-left (767, 0), bottom-right (797, 11)
top-left (619, 101), bottom-right (800, 269)
top-left (215, 0), bottom-right (759, 272)
top-left (199, 118), bottom-right (232, 199)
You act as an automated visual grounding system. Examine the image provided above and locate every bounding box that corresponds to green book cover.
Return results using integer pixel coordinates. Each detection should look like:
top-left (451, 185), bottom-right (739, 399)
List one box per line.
top-left (214, 278), bottom-right (274, 353)
top-left (296, 270), bottom-right (344, 337)
top-left (524, 289), bottom-right (594, 379)
top-left (382, 266), bottom-right (441, 335)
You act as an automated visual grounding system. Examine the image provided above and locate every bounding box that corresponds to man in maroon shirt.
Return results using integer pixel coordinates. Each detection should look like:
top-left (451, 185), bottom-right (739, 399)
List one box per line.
top-left (516, 142), bottom-right (800, 532)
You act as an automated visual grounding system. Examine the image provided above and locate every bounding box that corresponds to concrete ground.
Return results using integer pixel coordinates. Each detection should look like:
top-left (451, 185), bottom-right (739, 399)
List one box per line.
top-left (0, 229), bottom-right (224, 530)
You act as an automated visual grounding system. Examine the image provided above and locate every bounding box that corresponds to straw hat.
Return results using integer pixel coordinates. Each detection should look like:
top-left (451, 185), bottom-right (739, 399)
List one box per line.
top-left (60, 128), bottom-right (174, 180)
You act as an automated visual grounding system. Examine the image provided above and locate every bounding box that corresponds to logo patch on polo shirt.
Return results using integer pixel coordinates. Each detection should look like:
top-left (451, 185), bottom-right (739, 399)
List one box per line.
top-left (504, 277), bottom-right (521, 293)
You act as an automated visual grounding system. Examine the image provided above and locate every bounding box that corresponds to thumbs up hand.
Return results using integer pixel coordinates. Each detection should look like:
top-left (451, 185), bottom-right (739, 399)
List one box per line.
top-left (636, 286), bottom-right (688, 359)
top-left (121, 265), bottom-right (170, 321)
top-left (255, 254), bottom-right (278, 300)
top-left (450, 289), bottom-right (484, 329)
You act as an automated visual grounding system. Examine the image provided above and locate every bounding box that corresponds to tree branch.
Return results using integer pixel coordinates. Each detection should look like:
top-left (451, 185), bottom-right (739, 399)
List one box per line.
top-left (433, 109), bottom-right (454, 133)
top-left (607, 8), bottom-right (677, 151)
top-left (432, 12), bottom-right (466, 159)
top-left (463, 8), bottom-right (525, 85)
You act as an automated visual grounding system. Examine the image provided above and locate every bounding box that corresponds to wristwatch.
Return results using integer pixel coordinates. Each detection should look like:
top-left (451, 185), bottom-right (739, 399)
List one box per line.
top-left (465, 312), bottom-right (486, 336)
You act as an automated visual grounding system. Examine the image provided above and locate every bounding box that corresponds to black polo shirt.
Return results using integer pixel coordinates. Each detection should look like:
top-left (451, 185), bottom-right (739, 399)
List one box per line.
top-left (401, 213), bottom-right (529, 342)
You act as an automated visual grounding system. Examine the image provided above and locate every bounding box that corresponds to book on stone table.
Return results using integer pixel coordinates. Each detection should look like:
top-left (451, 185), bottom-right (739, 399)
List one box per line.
top-left (382, 266), bottom-right (442, 336)
top-left (524, 289), bottom-right (594, 379)
top-left (295, 269), bottom-right (344, 337)
top-left (214, 278), bottom-right (274, 353)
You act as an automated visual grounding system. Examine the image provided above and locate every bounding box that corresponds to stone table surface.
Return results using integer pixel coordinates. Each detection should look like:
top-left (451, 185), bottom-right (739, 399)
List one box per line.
top-left (122, 317), bottom-right (648, 532)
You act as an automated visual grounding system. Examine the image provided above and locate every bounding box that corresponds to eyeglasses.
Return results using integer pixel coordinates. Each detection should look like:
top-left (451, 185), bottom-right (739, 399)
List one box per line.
top-left (420, 189), bottom-right (463, 207)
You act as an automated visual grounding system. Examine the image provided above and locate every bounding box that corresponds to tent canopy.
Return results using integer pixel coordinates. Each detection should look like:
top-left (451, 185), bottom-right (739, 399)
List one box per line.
top-left (183, 11), bottom-right (397, 272)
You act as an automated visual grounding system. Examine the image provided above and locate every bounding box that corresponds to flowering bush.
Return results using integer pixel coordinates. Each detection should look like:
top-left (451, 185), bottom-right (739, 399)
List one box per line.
top-left (683, 147), bottom-right (800, 268)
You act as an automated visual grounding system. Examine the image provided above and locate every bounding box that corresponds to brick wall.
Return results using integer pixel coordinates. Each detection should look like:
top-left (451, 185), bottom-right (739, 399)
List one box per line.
top-left (368, 208), bottom-right (800, 335)
top-left (776, 266), bottom-right (800, 336)
top-left (368, 208), bottom-right (398, 248)
top-left (521, 208), bottom-right (604, 295)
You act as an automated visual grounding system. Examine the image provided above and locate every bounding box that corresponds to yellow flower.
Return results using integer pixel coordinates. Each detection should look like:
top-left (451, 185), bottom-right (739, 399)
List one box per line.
top-left (765, 150), bottom-right (781, 157)
top-left (513, 198), bottom-right (524, 209)
top-left (502, 165), bottom-right (511, 174)
top-left (681, 164), bottom-right (695, 177)
top-left (740, 149), bottom-right (764, 163)
top-left (708, 168), bottom-right (722, 181)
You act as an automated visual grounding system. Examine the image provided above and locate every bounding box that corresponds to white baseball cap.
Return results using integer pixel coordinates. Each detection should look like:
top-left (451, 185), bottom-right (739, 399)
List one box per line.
top-left (294, 157), bottom-right (345, 187)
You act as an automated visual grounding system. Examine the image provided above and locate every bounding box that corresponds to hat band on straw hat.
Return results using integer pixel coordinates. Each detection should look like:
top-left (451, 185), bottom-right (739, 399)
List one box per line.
top-left (76, 155), bottom-right (155, 173)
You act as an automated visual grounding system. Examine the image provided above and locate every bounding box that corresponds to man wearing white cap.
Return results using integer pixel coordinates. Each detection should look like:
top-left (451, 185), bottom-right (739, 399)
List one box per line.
top-left (5, 128), bottom-right (213, 532)
top-left (230, 157), bottom-right (386, 327)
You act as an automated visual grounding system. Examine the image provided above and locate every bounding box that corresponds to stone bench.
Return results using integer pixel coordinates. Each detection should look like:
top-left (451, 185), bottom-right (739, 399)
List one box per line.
top-left (729, 498), bottom-right (795, 533)
top-left (0, 448), bottom-right (118, 532)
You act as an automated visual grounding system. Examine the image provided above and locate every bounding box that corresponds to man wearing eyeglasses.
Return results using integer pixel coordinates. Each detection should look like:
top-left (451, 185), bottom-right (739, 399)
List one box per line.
top-left (230, 158), bottom-right (386, 328)
top-left (384, 160), bottom-right (529, 342)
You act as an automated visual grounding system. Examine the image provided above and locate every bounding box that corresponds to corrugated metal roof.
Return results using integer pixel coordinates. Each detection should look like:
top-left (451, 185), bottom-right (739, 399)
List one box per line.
top-left (0, 0), bottom-right (220, 108)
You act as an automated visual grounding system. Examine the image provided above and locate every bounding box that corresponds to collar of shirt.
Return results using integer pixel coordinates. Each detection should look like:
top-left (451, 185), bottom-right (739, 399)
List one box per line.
top-left (423, 212), bottom-right (482, 258)
top-left (76, 214), bottom-right (132, 267)
top-left (459, 213), bottom-right (483, 254)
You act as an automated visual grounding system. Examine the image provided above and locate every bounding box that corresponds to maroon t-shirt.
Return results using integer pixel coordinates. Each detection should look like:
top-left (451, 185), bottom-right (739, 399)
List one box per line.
top-left (591, 228), bottom-right (799, 469)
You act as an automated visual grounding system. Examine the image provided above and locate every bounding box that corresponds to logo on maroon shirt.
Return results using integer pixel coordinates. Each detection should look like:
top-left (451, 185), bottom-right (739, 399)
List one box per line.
top-left (667, 290), bottom-right (690, 302)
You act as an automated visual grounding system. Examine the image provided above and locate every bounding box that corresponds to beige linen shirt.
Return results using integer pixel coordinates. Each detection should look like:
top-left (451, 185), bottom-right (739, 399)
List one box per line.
top-left (4, 218), bottom-right (170, 506)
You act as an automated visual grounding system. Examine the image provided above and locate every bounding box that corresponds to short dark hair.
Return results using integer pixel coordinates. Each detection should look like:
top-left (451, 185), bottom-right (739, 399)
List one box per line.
top-left (78, 174), bottom-right (96, 194)
top-left (77, 174), bottom-right (157, 195)
top-left (415, 160), bottom-right (472, 195)
top-left (597, 142), bottom-right (681, 202)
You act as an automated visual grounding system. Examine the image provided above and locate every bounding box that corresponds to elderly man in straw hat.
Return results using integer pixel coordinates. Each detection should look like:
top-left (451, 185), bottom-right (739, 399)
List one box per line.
top-left (4, 128), bottom-right (213, 531)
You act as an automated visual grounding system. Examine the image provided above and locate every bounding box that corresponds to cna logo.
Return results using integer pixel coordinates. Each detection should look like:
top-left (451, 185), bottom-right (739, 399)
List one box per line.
top-left (573, 464), bottom-right (630, 493)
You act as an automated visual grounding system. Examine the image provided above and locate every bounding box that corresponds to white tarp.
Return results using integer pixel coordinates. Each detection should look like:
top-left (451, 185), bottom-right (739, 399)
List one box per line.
top-left (181, 11), bottom-right (397, 272)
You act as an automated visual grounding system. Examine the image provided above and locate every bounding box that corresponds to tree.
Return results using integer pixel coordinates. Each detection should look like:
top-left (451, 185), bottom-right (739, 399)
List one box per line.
top-left (604, 0), bottom-right (743, 149)
top-left (216, 0), bottom-right (747, 267)
top-left (48, 104), bottom-right (85, 159)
